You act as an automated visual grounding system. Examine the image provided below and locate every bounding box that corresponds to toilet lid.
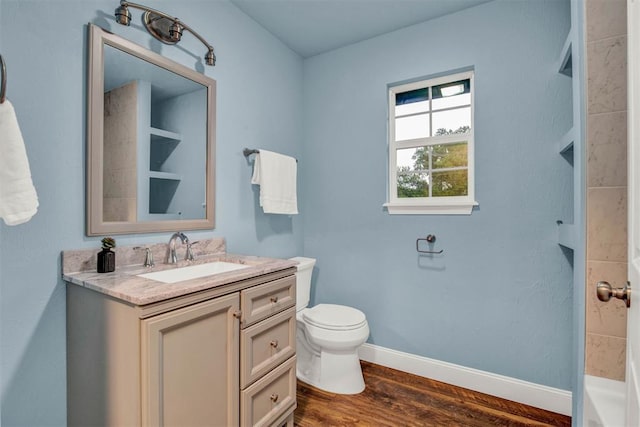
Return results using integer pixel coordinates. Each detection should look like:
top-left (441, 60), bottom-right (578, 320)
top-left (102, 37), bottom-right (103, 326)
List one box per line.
top-left (302, 304), bottom-right (367, 330)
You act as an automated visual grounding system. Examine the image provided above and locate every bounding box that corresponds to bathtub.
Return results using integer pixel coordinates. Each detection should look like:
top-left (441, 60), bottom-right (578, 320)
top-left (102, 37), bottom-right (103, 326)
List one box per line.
top-left (584, 375), bottom-right (625, 427)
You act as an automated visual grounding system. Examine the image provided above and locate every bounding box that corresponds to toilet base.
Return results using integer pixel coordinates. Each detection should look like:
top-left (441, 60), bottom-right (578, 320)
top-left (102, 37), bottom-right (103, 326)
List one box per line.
top-left (296, 345), bottom-right (365, 394)
top-left (295, 305), bottom-right (369, 395)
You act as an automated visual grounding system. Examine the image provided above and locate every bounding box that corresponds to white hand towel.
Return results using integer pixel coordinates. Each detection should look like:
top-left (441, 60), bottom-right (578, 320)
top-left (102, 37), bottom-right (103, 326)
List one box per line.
top-left (0, 100), bottom-right (39, 225)
top-left (251, 149), bottom-right (298, 215)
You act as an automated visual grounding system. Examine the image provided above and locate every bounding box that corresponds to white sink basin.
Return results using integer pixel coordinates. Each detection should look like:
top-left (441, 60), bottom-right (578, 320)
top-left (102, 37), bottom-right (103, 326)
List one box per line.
top-left (138, 261), bottom-right (249, 284)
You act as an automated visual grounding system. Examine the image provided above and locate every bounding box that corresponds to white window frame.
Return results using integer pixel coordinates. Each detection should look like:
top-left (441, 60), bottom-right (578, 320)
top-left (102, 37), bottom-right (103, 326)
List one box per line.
top-left (384, 70), bottom-right (478, 215)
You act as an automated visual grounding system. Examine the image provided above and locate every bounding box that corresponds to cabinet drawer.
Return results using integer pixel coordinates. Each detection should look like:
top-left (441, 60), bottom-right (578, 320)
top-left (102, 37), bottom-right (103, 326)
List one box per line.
top-left (241, 307), bottom-right (296, 388)
top-left (241, 276), bottom-right (295, 327)
top-left (276, 413), bottom-right (294, 427)
top-left (241, 356), bottom-right (296, 427)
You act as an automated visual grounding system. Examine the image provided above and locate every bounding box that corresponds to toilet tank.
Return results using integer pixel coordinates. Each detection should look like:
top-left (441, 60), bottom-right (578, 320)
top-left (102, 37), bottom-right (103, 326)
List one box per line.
top-left (289, 257), bottom-right (316, 310)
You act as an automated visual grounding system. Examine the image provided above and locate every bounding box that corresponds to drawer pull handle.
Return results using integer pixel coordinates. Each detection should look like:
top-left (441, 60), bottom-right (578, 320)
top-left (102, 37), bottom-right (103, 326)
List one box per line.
top-left (270, 339), bottom-right (279, 348)
top-left (270, 393), bottom-right (279, 403)
top-left (270, 295), bottom-right (279, 303)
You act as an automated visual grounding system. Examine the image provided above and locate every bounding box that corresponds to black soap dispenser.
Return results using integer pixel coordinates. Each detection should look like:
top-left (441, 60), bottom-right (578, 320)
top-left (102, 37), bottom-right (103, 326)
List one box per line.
top-left (97, 237), bottom-right (116, 273)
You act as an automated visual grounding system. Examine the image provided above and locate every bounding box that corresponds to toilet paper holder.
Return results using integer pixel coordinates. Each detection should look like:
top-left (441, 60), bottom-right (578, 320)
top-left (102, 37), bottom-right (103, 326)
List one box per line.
top-left (416, 234), bottom-right (443, 254)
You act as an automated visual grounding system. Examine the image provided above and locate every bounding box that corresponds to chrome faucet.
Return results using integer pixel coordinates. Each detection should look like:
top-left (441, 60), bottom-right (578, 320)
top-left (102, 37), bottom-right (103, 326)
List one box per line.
top-left (168, 232), bottom-right (195, 263)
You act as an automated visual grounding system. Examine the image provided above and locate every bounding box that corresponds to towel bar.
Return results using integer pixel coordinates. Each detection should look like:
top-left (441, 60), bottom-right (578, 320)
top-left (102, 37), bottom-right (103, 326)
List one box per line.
top-left (0, 55), bottom-right (6, 104)
top-left (243, 148), bottom-right (259, 157)
top-left (243, 148), bottom-right (298, 163)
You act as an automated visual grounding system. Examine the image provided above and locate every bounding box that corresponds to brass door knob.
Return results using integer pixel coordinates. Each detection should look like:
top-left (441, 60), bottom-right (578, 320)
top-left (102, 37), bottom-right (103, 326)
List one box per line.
top-left (596, 281), bottom-right (631, 308)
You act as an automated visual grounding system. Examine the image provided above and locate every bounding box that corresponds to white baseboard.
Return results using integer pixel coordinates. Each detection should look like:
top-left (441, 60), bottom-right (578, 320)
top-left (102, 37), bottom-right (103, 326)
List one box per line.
top-left (358, 343), bottom-right (572, 416)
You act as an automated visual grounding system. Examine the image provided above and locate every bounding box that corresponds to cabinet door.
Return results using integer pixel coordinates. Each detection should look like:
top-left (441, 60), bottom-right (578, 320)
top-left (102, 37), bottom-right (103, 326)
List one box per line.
top-left (142, 293), bottom-right (240, 426)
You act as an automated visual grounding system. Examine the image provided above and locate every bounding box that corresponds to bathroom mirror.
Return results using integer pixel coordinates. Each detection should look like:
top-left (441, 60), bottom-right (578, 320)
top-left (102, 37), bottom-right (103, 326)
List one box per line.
top-left (86, 24), bottom-right (216, 236)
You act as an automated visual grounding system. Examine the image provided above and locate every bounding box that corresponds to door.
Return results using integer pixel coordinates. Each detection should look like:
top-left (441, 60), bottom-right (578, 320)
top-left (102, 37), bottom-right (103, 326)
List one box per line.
top-left (627, 0), bottom-right (640, 422)
top-left (141, 293), bottom-right (240, 426)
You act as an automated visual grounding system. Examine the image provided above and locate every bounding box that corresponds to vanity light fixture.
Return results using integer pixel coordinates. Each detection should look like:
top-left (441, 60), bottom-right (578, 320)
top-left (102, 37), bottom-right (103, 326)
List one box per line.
top-left (114, 0), bottom-right (216, 66)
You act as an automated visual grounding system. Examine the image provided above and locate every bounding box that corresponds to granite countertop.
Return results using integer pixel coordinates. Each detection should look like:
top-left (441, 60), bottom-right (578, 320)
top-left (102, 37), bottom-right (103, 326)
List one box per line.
top-left (62, 238), bottom-right (297, 306)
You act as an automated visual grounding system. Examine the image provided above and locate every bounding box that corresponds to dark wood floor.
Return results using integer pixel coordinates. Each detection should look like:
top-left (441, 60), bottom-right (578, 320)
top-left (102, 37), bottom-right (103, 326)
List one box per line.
top-left (294, 361), bottom-right (571, 426)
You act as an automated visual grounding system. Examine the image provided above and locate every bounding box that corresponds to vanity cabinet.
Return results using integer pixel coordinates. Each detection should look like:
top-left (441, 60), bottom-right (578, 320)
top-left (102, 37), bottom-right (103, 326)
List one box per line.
top-left (142, 293), bottom-right (239, 426)
top-left (66, 268), bottom-right (296, 427)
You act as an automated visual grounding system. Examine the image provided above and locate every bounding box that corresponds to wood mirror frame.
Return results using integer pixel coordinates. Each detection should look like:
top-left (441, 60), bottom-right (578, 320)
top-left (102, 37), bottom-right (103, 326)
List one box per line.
top-left (86, 23), bottom-right (216, 236)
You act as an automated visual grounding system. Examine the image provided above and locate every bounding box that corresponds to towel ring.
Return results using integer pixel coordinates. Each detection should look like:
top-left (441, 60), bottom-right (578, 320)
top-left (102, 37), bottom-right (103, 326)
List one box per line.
top-left (0, 55), bottom-right (6, 104)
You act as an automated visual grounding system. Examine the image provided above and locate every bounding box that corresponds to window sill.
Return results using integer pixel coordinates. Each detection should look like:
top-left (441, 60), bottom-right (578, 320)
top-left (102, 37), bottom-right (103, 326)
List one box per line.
top-left (383, 200), bottom-right (478, 215)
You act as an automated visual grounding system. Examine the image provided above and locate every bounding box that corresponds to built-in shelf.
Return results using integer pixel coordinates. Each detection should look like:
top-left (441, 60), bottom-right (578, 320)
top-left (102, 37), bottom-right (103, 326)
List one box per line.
top-left (145, 213), bottom-right (182, 220)
top-left (148, 127), bottom-right (183, 216)
top-left (135, 83), bottom-right (186, 220)
top-left (557, 30), bottom-right (573, 77)
top-left (150, 127), bottom-right (182, 142)
top-left (556, 29), bottom-right (575, 249)
top-left (149, 174), bottom-right (181, 214)
top-left (558, 223), bottom-right (576, 249)
top-left (558, 127), bottom-right (575, 154)
top-left (149, 171), bottom-right (182, 181)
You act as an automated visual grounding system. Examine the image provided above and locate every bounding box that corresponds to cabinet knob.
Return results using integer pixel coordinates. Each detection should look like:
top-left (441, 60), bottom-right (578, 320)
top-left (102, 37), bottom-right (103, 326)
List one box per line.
top-left (270, 393), bottom-right (279, 403)
top-left (232, 310), bottom-right (242, 319)
top-left (270, 295), bottom-right (279, 303)
top-left (270, 339), bottom-right (279, 348)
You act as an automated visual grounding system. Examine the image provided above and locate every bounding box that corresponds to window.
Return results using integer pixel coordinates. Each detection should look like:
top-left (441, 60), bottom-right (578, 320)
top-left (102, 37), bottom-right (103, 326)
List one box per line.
top-left (385, 71), bottom-right (478, 215)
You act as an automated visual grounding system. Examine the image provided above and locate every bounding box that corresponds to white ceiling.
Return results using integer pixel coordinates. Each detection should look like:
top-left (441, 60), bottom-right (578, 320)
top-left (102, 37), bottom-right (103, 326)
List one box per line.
top-left (230, 0), bottom-right (493, 58)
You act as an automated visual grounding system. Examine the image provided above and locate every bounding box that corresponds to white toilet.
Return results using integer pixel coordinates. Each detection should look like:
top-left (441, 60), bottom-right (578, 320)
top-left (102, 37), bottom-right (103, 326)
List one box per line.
top-left (290, 257), bottom-right (370, 394)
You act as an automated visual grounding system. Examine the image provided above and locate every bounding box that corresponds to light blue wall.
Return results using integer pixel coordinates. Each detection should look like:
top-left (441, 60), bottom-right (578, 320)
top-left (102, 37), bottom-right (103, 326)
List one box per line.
top-left (0, 1), bottom-right (303, 425)
top-left (0, 0), bottom-right (579, 424)
top-left (301, 0), bottom-right (574, 390)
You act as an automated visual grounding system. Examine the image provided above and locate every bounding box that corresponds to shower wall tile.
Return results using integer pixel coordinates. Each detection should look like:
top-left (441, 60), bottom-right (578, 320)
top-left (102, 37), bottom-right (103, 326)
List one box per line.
top-left (103, 138), bottom-right (137, 172)
top-left (103, 169), bottom-right (137, 198)
top-left (585, 333), bottom-right (626, 381)
top-left (104, 81), bottom-right (137, 115)
top-left (103, 81), bottom-right (138, 223)
top-left (587, 36), bottom-right (627, 115)
top-left (586, 0), bottom-right (627, 42)
top-left (104, 110), bottom-right (136, 141)
top-left (587, 187), bottom-right (627, 262)
top-left (585, 0), bottom-right (628, 383)
top-left (104, 197), bottom-right (136, 222)
top-left (587, 111), bottom-right (627, 187)
top-left (586, 261), bottom-right (628, 338)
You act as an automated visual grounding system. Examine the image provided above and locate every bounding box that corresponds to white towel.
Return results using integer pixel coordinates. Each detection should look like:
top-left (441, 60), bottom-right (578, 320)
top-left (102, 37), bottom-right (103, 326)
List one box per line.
top-left (251, 149), bottom-right (298, 215)
top-left (0, 100), bottom-right (39, 225)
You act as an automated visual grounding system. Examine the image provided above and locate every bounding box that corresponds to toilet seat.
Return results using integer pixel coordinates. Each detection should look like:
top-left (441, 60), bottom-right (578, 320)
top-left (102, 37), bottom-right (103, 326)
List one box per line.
top-left (302, 304), bottom-right (367, 331)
